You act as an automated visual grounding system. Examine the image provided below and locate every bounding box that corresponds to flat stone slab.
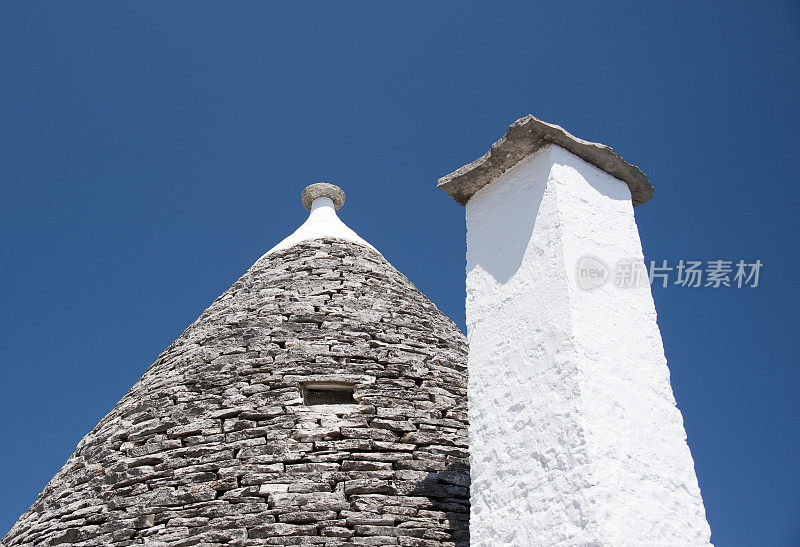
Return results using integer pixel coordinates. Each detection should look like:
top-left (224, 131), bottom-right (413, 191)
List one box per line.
top-left (437, 115), bottom-right (654, 207)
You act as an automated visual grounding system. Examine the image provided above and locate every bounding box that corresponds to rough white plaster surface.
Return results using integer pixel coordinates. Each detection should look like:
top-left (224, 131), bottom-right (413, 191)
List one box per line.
top-left (266, 197), bottom-right (376, 256)
top-left (465, 144), bottom-right (710, 545)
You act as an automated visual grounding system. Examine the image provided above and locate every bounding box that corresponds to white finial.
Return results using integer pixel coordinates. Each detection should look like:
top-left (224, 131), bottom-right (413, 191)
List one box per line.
top-left (264, 183), bottom-right (376, 256)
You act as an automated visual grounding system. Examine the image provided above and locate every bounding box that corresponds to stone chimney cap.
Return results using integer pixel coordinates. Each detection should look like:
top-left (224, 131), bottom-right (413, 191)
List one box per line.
top-left (301, 183), bottom-right (346, 211)
top-left (437, 115), bottom-right (654, 207)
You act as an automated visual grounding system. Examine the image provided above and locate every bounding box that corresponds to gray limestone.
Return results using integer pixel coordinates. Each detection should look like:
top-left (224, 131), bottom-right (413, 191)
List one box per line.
top-left (301, 184), bottom-right (346, 211)
top-left (437, 114), bottom-right (654, 207)
top-left (3, 239), bottom-right (469, 546)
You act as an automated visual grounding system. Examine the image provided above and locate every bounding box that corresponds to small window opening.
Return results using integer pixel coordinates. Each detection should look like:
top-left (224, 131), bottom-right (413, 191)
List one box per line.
top-left (303, 383), bottom-right (356, 406)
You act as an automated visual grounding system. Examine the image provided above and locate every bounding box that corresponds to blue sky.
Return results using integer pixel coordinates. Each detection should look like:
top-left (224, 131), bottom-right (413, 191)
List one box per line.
top-left (1, 2), bottom-right (798, 543)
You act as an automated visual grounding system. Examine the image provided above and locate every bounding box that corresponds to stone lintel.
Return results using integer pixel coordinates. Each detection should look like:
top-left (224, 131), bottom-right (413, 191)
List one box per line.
top-left (437, 115), bottom-right (654, 207)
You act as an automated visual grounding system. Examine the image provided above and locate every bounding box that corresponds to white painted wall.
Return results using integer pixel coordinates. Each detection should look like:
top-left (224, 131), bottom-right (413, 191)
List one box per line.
top-left (465, 144), bottom-right (710, 545)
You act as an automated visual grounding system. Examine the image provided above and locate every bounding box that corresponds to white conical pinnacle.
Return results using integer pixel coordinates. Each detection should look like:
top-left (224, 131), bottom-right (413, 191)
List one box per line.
top-left (265, 183), bottom-right (376, 256)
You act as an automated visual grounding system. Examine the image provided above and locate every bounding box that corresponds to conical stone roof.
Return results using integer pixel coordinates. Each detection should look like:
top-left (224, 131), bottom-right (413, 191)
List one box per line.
top-left (3, 188), bottom-right (470, 546)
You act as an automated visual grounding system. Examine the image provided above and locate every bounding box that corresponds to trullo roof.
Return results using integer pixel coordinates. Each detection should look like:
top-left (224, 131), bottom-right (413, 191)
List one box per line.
top-left (3, 185), bottom-right (469, 546)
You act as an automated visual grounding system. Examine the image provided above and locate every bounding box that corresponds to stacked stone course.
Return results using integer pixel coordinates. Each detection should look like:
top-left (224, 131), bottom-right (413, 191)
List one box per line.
top-left (3, 239), bottom-right (469, 546)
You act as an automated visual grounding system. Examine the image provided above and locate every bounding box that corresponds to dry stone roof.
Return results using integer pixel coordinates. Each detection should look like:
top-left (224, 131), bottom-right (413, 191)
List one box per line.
top-left (3, 239), bottom-right (469, 546)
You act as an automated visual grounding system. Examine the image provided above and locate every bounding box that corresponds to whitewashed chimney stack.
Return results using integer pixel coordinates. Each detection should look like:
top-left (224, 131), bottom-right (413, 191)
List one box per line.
top-left (438, 116), bottom-right (711, 545)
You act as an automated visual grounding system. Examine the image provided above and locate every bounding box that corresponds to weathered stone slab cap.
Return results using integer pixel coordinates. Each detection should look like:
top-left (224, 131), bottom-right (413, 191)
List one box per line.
top-left (301, 182), bottom-right (346, 211)
top-left (437, 115), bottom-right (654, 207)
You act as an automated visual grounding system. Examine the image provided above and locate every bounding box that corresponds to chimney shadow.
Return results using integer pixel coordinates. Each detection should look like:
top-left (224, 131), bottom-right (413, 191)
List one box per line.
top-left (466, 164), bottom-right (545, 286)
top-left (408, 464), bottom-right (470, 546)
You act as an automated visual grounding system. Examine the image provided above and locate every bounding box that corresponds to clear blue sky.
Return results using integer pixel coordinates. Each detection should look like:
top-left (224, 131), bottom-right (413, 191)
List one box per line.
top-left (1, 2), bottom-right (798, 544)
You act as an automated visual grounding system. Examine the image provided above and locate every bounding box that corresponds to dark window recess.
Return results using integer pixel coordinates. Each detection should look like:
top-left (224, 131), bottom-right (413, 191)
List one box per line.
top-left (304, 385), bottom-right (355, 405)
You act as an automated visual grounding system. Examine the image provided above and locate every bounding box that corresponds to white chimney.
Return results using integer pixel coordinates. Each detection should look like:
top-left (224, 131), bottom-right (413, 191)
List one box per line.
top-left (439, 116), bottom-right (711, 545)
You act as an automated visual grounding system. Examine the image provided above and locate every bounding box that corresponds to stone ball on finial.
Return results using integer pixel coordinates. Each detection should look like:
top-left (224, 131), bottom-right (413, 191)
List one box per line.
top-left (301, 183), bottom-right (346, 211)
